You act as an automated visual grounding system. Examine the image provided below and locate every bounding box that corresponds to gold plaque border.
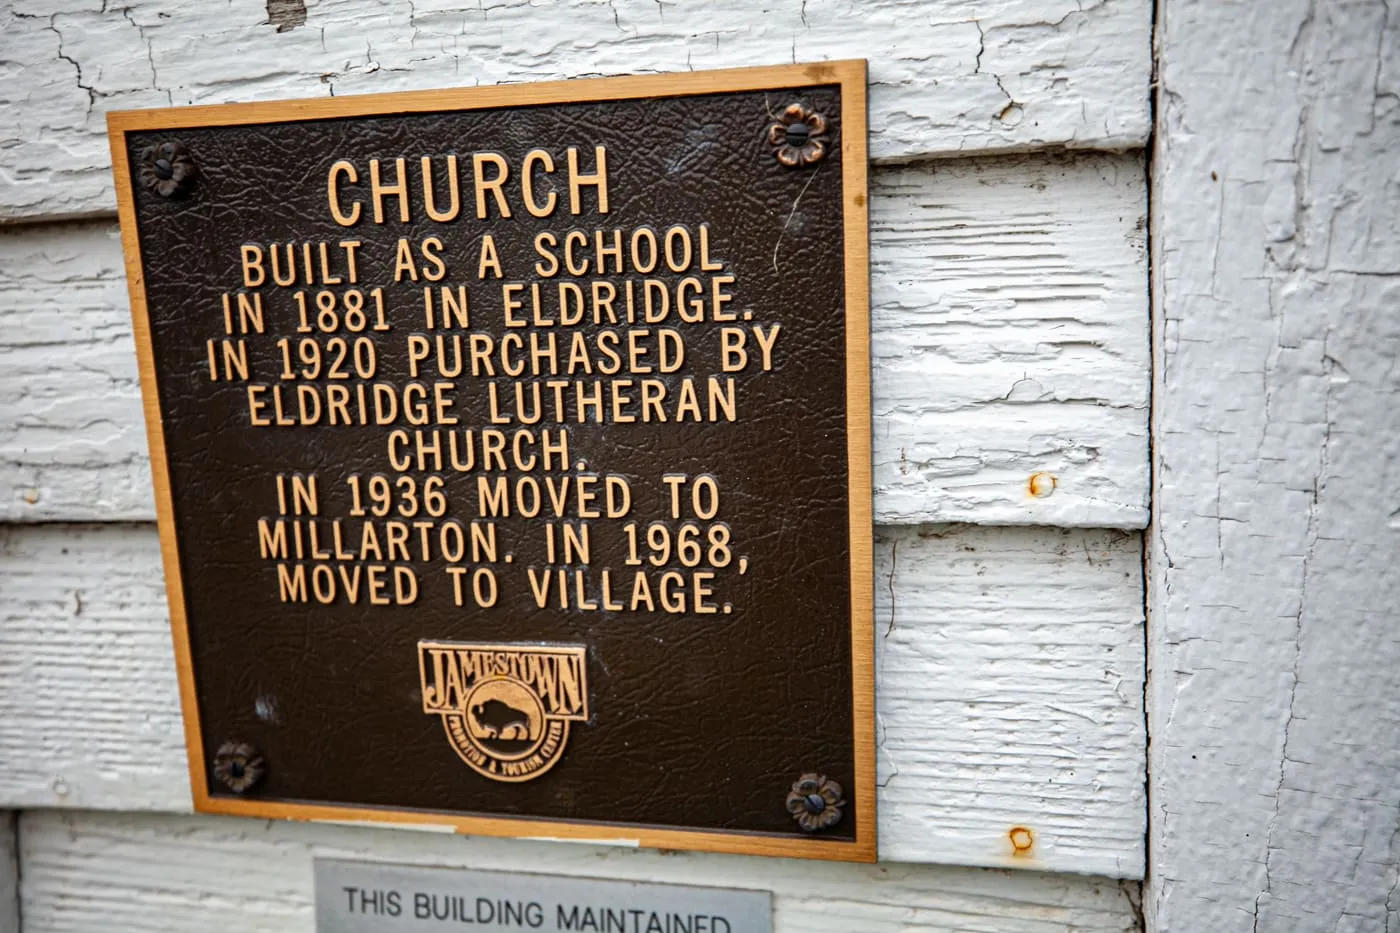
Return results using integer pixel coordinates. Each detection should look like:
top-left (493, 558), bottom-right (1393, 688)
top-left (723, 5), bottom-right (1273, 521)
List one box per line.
top-left (108, 60), bottom-right (876, 864)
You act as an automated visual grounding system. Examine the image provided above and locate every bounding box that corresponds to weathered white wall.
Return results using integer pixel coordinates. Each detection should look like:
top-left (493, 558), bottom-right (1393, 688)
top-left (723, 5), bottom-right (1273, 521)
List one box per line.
top-left (0, 0), bottom-right (1154, 928)
top-left (2, 0), bottom-right (1150, 221)
top-left (1150, 0), bottom-right (1400, 930)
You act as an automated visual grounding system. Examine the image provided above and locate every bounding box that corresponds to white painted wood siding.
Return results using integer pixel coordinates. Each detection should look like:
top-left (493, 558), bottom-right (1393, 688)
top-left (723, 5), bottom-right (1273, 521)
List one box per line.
top-left (0, 153), bottom-right (1149, 528)
top-left (1, 0), bottom-right (1151, 222)
top-left (0, 521), bottom-right (1144, 877)
top-left (0, 2), bottom-right (1152, 923)
top-left (18, 810), bottom-right (1143, 933)
top-left (1149, 0), bottom-right (1400, 930)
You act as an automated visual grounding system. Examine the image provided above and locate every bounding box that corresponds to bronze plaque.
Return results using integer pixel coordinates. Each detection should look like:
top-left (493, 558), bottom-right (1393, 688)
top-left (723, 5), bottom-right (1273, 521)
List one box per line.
top-left (109, 62), bottom-right (873, 862)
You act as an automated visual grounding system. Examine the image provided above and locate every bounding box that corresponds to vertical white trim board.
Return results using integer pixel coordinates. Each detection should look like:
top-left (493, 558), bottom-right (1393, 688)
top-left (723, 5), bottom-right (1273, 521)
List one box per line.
top-left (1150, 0), bottom-right (1400, 930)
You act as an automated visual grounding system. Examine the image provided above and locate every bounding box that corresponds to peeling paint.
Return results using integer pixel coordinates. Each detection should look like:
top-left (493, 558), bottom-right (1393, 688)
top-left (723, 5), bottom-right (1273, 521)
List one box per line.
top-left (0, 0), bottom-right (1150, 222)
top-left (266, 0), bottom-right (308, 33)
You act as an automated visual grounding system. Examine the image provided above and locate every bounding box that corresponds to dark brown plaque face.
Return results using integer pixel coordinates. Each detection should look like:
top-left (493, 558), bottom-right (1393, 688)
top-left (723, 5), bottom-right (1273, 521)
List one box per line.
top-left (108, 62), bottom-right (873, 862)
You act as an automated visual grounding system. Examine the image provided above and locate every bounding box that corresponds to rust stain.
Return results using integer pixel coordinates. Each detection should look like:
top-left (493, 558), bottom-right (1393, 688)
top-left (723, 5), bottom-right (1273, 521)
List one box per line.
top-left (1027, 472), bottom-right (1057, 498)
top-left (1009, 825), bottom-right (1034, 855)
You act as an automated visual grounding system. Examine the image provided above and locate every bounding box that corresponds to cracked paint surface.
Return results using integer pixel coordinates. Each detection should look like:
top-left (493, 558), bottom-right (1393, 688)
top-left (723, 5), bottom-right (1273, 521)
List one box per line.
top-left (1151, 0), bottom-right (1400, 930)
top-left (0, 0), bottom-right (1150, 221)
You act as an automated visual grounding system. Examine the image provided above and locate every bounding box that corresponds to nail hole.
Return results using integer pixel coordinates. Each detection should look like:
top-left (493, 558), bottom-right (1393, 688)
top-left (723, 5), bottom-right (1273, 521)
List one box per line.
top-left (1028, 472), bottom-right (1057, 498)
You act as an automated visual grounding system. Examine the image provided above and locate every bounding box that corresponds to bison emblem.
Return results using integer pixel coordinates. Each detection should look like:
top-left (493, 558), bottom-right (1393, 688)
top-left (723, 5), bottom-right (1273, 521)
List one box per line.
top-left (472, 698), bottom-right (533, 741)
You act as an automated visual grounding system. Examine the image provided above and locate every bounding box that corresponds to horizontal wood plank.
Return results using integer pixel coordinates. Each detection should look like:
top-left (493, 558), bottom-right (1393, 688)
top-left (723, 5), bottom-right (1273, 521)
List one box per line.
top-left (0, 521), bottom-right (1145, 878)
top-left (1, 0), bottom-right (1150, 222)
top-left (0, 152), bottom-right (1149, 528)
top-left (876, 525), bottom-right (1144, 877)
top-left (18, 810), bottom-right (1142, 933)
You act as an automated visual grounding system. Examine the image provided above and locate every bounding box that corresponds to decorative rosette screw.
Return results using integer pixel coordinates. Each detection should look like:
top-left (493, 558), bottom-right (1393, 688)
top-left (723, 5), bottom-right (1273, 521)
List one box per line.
top-left (138, 141), bottom-right (197, 198)
top-left (768, 104), bottom-right (830, 167)
top-left (212, 741), bottom-right (265, 793)
top-left (786, 772), bottom-right (844, 832)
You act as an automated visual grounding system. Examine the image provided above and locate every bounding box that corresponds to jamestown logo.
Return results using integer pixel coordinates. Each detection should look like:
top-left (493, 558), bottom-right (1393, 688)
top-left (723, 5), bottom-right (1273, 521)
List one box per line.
top-left (418, 641), bottom-right (589, 783)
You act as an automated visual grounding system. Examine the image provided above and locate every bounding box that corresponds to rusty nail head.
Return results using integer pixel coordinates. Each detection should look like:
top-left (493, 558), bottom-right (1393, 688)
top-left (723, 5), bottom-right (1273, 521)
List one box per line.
top-left (1028, 472), bottom-right (1057, 498)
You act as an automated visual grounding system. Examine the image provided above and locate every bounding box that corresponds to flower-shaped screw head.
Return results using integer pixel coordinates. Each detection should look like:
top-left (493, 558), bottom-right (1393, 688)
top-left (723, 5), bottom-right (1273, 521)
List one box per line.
top-left (768, 104), bottom-right (830, 168)
top-left (786, 773), bottom-right (844, 832)
top-left (138, 141), bottom-right (197, 198)
top-left (212, 741), bottom-right (265, 794)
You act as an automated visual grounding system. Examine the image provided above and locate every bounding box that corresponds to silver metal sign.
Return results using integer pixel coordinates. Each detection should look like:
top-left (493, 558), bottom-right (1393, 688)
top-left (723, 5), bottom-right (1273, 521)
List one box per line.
top-left (315, 859), bottom-right (773, 933)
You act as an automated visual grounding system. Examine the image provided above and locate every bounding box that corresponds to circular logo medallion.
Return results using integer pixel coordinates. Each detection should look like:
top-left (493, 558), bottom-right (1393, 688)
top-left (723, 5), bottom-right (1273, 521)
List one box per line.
top-left (440, 676), bottom-right (570, 782)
